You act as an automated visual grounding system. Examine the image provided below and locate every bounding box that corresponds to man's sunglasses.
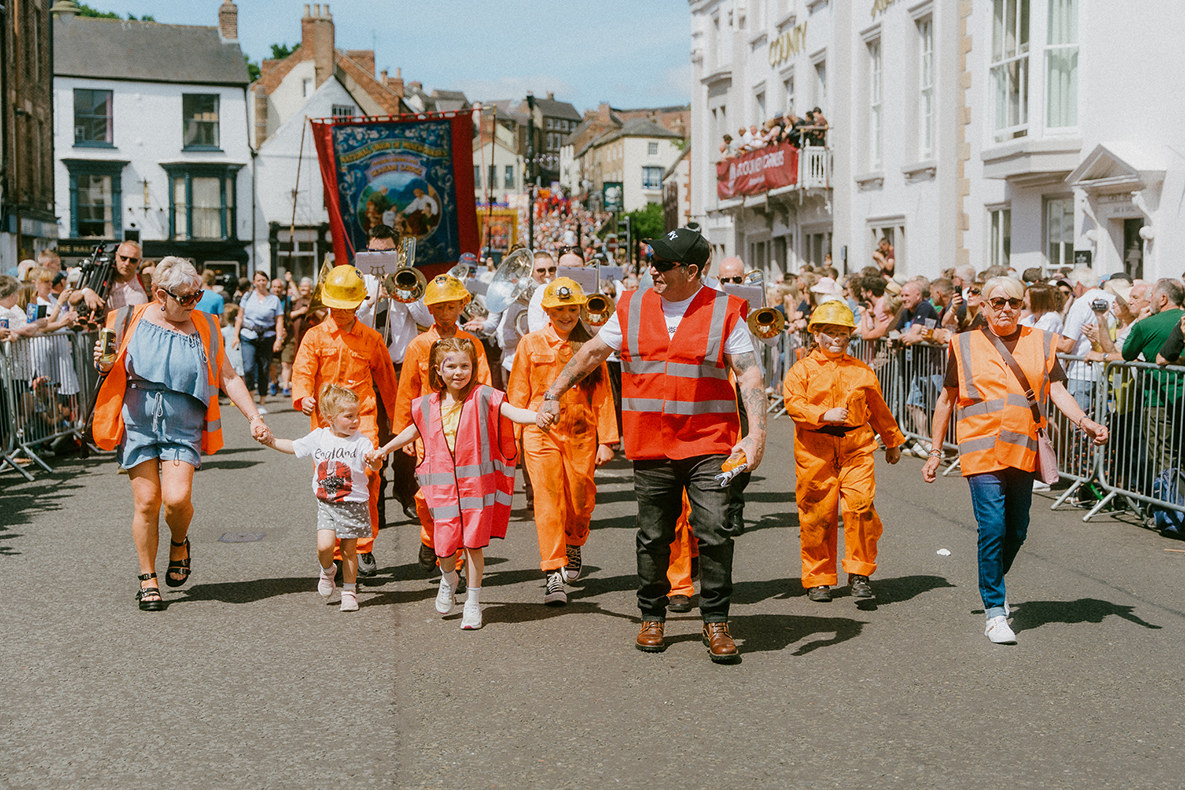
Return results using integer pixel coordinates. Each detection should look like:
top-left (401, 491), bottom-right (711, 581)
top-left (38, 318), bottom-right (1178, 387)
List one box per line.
top-left (555, 245), bottom-right (582, 256)
top-left (117, 254), bottom-right (142, 264)
top-left (647, 256), bottom-right (685, 273)
top-left (719, 276), bottom-right (745, 285)
top-left (534, 266), bottom-right (558, 274)
top-left (164, 288), bottom-right (201, 307)
top-left (987, 297), bottom-right (1024, 311)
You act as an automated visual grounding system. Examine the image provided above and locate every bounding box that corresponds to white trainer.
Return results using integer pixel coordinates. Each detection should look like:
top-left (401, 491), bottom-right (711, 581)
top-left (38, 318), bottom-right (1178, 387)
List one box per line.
top-left (435, 575), bottom-right (457, 615)
top-left (461, 600), bottom-right (482, 630)
top-left (985, 615), bottom-right (1017, 644)
top-left (340, 590), bottom-right (358, 612)
top-left (317, 563), bottom-right (336, 598)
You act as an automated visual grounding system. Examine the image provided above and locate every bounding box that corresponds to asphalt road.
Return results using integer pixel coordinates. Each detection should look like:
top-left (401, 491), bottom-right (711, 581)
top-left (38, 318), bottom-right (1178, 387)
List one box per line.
top-left (2, 404), bottom-right (1182, 789)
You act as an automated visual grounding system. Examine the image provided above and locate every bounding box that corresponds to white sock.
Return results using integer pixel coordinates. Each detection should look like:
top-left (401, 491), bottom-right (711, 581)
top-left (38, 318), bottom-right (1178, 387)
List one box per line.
top-left (342, 583), bottom-right (356, 592)
top-left (442, 570), bottom-right (459, 587)
top-left (467, 587), bottom-right (481, 604)
top-left (320, 564), bottom-right (334, 575)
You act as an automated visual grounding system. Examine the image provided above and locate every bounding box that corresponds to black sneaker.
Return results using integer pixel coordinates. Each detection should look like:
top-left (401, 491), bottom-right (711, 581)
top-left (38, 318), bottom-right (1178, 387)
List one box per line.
top-left (848, 574), bottom-right (874, 599)
top-left (418, 542), bottom-right (436, 571)
top-left (357, 552), bottom-right (377, 577)
top-left (543, 570), bottom-right (567, 606)
top-left (807, 585), bottom-right (832, 603)
top-left (563, 544), bottom-right (582, 582)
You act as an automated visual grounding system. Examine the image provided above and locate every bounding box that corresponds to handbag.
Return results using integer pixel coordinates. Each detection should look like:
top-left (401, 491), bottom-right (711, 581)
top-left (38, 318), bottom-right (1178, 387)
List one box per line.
top-left (981, 328), bottom-right (1060, 485)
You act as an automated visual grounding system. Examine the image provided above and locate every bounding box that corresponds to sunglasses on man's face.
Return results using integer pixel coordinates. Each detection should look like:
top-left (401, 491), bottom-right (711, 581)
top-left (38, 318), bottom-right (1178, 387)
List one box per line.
top-left (719, 276), bottom-right (744, 285)
top-left (118, 254), bottom-right (142, 264)
top-left (987, 297), bottom-right (1025, 311)
top-left (648, 257), bottom-right (684, 273)
top-left (555, 245), bottom-right (582, 256)
top-left (535, 266), bottom-right (557, 275)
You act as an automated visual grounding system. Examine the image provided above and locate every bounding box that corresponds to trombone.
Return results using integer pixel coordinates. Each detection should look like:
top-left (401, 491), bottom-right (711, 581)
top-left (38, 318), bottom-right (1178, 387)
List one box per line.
top-left (742, 269), bottom-right (786, 340)
top-left (583, 260), bottom-right (616, 327)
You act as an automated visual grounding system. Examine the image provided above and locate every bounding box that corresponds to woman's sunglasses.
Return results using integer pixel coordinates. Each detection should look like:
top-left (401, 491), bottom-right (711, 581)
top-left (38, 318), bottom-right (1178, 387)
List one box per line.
top-left (164, 288), bottom-right (201, 307)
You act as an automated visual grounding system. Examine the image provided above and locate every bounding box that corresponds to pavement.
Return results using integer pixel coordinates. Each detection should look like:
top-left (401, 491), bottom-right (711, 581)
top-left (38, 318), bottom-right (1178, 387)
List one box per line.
top-left (2, 403), bottom-right (1183, 789)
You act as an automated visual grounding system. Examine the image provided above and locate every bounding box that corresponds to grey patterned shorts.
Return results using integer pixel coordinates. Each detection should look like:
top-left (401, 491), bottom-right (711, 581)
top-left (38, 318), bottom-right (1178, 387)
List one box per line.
top-left (316, 500), bottom-right (371, 539)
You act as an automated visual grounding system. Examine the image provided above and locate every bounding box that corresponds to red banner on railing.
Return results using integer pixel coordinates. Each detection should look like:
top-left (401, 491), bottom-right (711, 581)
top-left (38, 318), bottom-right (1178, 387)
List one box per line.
top-left (716, 142), bottom-right (799, 199)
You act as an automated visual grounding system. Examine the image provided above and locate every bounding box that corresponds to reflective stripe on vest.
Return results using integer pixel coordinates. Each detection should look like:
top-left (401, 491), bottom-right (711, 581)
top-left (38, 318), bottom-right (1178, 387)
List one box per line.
top-left (951, 327), bottom-right (1057, 476)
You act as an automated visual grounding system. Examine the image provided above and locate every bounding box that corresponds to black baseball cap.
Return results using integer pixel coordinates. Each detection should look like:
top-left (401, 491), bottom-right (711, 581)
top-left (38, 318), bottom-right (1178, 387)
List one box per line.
top-left (644, 228), bottom-right (711, 269)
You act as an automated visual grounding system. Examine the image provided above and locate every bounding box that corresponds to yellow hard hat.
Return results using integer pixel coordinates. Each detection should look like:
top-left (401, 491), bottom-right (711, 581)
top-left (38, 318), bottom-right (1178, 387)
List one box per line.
top-left (321, 265), bottom-right (368, 309)
top-left (423, 274), bottom-right (471, 307)
top-left (540, 277), bottom-right (587, 309)
top-left (807, 300), bottom-right (856, 331)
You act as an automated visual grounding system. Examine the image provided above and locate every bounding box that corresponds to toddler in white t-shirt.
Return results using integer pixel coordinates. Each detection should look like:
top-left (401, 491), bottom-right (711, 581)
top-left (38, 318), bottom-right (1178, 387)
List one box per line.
top-left (261, 383), bottom-right (381, 611)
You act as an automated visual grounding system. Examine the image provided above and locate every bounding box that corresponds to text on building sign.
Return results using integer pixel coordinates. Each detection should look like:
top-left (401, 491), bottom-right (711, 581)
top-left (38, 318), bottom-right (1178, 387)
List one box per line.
top-left (769, 22), bottom-right (808, 67)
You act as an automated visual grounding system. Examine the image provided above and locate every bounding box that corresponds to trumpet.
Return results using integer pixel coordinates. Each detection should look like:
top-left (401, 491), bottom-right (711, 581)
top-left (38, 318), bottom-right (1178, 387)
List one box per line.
top-left (383, 236), bottom-right (424, 303)
top-left (583, 259), bottom-right (616, 327)
top-left (742, 269), bottom-right (786, 340)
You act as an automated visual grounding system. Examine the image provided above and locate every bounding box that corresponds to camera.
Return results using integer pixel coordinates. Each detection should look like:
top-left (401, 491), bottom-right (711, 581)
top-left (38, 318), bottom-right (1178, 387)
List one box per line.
top-left (1090, 298), bottom-right (1109, 313)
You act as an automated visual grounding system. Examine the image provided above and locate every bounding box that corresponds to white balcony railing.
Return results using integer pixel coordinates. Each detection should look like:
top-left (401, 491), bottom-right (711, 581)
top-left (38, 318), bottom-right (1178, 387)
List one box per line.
top-left (798, 145), bottom-right (830, 190)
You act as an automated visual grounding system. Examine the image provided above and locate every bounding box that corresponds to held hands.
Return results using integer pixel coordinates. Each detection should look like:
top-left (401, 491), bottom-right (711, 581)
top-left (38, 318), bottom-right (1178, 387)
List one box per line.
top-left (250, 416), bottom-right (273, 445)
top-left (364, 448), bottom-right (387, 469)
top-left (885, 445), bottom-right (902, 465)
top-left (822, 407), bottom-right (848, 423)
top-left (536, 399), bottom-right (560, 432)
top-left (301, 396), bottom-right (316, 415)
top-left (594, 444), bottom-right (614, 467)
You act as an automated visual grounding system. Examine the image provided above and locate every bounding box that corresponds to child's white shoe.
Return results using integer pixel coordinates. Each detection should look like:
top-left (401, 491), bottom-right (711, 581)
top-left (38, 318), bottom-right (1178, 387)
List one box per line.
top-left (340, 589), bottom-right (358, 612)
top-left (461, 600), bottom-right (482, 630)
top-left (435, 574), bottom-right (457, 615)
top-left (317, 563), bottom-right (337, 598)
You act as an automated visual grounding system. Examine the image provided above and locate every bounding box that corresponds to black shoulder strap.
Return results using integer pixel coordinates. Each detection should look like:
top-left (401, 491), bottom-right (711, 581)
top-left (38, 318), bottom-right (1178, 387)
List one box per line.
top-left (980, 327), bottom-right (1043, 423)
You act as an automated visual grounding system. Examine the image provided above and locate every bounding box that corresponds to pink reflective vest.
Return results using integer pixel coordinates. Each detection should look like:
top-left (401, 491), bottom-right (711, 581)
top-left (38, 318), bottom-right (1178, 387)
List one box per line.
top-left (618, 286), bottom-right (746, 461)
top-left (410, 385), bottom-right (518, 538)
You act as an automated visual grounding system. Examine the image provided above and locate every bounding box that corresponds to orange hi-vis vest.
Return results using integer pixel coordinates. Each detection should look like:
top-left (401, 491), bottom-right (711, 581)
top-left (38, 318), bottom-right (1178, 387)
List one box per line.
top-left (618, 286), bottom-right (746, 461)
top-left (93, 303), bottom-right (224, 455)
top-left (950, 326), bottom-right (1059, 477)
top-left (410, 385), bottom-right (518, 539)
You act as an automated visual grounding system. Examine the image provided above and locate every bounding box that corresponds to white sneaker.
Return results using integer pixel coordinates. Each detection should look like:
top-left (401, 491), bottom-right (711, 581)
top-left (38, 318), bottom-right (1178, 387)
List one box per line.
top-left (1032, 479), bottom-right (1051, 492)
top-left (461, 600), bottom-right (482, 630)
top-left (1004, 599), bottom-right (1012, 617)
top-left (340, 590), bottom-right (358, 612)
top-left (317, 564), bottom-right (336, 598)
top-left (435, 575), bottom-right (457, 615)
top-left (543, 570), bottom-right (567, 606)
top-left (985, 615), bottom-right (1017, 644)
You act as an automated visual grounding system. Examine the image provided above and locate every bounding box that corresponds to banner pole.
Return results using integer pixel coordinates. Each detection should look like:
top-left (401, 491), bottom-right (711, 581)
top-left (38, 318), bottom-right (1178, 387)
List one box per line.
top-left (487, 105), bottom-right (496, 255)
top-left (288, 116), bottom-right (308, 278)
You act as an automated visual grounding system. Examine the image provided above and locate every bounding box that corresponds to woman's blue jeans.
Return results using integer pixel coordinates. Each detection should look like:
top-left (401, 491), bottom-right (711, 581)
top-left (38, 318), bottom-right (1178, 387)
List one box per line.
top-left (967, 467), bottom-right (1034, 620)
top-left (240, 335), bottom-right (274, 399)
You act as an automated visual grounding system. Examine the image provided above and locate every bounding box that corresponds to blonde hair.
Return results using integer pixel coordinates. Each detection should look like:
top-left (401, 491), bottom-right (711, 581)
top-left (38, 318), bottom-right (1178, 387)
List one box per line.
top-left (982, 275), bottom-right (1025, 301)
top-left (317, 383), bottom-right (359, 418)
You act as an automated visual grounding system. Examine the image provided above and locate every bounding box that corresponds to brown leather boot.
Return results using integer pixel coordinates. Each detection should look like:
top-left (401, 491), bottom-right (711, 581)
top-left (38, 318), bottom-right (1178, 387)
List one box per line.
top-left (635, 621), bottom-right (666, 653)
top-left (702, 622), bottom-right (740, 664)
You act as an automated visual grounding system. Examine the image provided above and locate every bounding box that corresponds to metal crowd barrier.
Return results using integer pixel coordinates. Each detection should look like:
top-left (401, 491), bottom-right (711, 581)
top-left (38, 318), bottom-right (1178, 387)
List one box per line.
top-left (0, 329), bottom-right (103, 480)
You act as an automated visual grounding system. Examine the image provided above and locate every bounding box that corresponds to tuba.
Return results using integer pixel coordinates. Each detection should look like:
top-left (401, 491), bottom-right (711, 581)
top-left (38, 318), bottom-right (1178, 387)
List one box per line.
top-left (583, 261), bottom-right (616, 327)
top-left (382, 236), bottom-right (425, 303)
top-left (484, 247), bottom-right (537, 313)
top-left (743, 269), bottom-right (786, 340)
top-left (307, 257), bottom-right (334, 313)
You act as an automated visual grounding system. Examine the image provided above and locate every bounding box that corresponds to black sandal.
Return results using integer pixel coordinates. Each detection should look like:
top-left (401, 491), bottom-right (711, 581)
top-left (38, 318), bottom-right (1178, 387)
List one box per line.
top-left (136, 572), bottom-right (166, 611)
top-left (165, 537), bottom-right (191, 588)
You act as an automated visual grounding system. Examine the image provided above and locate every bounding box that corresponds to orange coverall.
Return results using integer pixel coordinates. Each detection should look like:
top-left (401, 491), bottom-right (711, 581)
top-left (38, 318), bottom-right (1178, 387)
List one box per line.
top-left (508, 326), bottom-right (618, 572)
top-left (393, 325), bottom-right (492, 550)
top-left (666, 494), bottom-right (699, 598)
top-left (290, 314), bottom-right (399, 557)
top-left (782, 349), bottom-right (904, 588)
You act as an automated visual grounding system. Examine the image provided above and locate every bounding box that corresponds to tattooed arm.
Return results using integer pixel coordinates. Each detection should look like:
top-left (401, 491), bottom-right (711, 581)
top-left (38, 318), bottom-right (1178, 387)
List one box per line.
top-left (536, 334), bottom-right (615, 429)
top-left (725, 350), bottom-right (768, 472)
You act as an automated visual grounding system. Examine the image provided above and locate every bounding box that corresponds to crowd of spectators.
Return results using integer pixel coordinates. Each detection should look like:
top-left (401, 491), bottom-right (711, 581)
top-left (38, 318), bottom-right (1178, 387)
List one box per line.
top-left (719, 108), bottom-right (829, 160)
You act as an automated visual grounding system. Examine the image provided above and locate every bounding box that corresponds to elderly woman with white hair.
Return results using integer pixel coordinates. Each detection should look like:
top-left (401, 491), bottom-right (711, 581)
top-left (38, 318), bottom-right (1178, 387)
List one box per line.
top-left (92, 257), bottom-right (270, 611)
top-left (922, 276), bottom-right (1109, 645)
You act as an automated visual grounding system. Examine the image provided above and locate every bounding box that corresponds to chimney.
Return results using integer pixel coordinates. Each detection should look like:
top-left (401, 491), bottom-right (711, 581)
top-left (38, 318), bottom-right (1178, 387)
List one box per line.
top-left (598, 102), bottom-right (611, 123)
top-left (254, 86), bottom-right (269, 149)
top-left (218, 1), bottom-right (238, 41)
top-left (389, 67), bottom-right (404, 98)
top-left (547, 91), bottom-right (555, 100)
top-left (408, 80), bottom-right (422, 94)
top-left (380, 69), bottom-right (388, 83)
top-left (346, 50), bottom-right (375, 75)
top-left (50, 0), bottom-right (80, 17)
top-left (301, 4), bottom-right (335, 88)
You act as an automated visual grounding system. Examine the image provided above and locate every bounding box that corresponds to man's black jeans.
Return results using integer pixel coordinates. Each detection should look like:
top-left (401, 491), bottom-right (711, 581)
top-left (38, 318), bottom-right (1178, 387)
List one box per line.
top-left (634, 453), bottom-right (738, 623)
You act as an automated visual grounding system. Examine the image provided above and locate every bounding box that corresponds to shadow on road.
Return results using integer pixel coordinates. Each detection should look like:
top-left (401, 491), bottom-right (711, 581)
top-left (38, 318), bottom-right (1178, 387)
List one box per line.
top-left (180, 577), bottom-right (314, 603)
top-left (1010, 597), bottom-right (1162, 633)
top-left (731, 613), bottom-right (868, 655)
top-left (200, 459), bottom-right (264, 471)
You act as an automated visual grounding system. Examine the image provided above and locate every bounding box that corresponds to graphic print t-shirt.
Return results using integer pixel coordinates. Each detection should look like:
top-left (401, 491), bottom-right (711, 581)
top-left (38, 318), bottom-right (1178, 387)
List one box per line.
top-left (291, 428), bottom-right (374, 503)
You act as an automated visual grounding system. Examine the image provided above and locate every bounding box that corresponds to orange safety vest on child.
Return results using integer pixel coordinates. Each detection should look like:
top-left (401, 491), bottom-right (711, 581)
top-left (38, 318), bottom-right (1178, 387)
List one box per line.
top-left (618, 286), bottom-right (745, 460)
top-left (92, 304), bottom-right (224, 454)
top-left (949, 327), bottom-right (1058, 477)
top-left (410, 385), bottom-right (518, 558)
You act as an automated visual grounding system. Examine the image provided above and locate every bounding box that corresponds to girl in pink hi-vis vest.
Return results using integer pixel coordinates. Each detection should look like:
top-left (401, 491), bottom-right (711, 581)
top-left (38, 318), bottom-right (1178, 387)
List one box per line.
top-left (368, 338), bottom-right (538, 630)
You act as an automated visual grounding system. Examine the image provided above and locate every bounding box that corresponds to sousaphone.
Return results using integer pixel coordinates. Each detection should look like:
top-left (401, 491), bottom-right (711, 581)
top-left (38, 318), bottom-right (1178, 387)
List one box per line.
top-left (484, 247), bottom-right (536, 314)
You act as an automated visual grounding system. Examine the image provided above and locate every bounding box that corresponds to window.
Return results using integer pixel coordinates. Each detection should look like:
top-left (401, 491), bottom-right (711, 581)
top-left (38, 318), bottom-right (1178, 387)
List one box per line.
top-left (165, 164), bottom-right (241, 240)
top-left (814, 61), bottom-right (827, 111)
top-left (302, 78), bottom-right (313, 97)
top-left (918, 17), bottom-right (935, 159)
top-left (991, 0), bottom-right (1030, 142)
top-left (1046, 0), bottom-right (1078, 128)
top-left (488, 165), bottom-right (497, 190)
top-left (73, 89), bottom-right (113, 146)
top-left (182, 94), bottom-right (220, 149)
top-left (755, 91), bottom-right (766, 124)
top-left (648, 142), bottom-right (659, 156)
top-left (868, 40), bottom-right (882, 169)
top-left (783, 76), bottom-right (795, 114)
top-left (990, 208), bottom-right (1012, 268)
top-left (642, 166), bottom-right (664, 189)
top-left (546, 119), bottom-right (554, 130)
top-left (474, 165), bottom-right (481, 187)
top-left (504, 165), bottom-right (514, 189)
top-left (63, 159), bottom-right (124, 238)
top-left (1045, 197), bottom-right (1073, 267)
top-left (332, 104), bottom-right (355, 119)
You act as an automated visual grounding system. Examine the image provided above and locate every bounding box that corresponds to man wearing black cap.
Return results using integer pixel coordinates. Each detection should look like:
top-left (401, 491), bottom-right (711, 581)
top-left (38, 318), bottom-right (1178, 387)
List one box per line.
top-left (537, 227), bottom-right (767, 664)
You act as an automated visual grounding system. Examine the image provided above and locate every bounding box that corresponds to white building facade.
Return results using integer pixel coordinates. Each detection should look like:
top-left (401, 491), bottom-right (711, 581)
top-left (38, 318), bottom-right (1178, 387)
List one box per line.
top-left (689, 0), bottom-right (1185, 282)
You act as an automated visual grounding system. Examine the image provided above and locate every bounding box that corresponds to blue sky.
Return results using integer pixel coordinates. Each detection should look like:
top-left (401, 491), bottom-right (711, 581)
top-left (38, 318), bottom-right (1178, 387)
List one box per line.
top-left (85, 1), bottom-right (693, 111)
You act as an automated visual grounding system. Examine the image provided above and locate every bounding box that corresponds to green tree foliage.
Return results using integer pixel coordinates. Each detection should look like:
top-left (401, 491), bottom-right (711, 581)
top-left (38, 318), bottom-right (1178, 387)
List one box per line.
top-left (625, 203), bottom-right (665, 242)
top-left (244, 56), bottom-right (261, 83)
top-left (77, 4), bottom-right (153, 21)
top-left (270, 43), bottom-right (297, 60)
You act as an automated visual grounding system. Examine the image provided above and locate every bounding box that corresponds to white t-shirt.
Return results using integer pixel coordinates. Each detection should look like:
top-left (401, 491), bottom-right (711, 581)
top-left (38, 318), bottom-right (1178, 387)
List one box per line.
top-left (385, 298), bottom-right (432, 364)
top-left (1062, 288), bottom-right (1114, 379)
top-left (355, 273), bottom-right (382, 328)
top-left (291, 427), bottom-right (374, 504)
top-left (596, 286), bottom-right (753, 356)
top-left (1020, 311), bottom-right (1064, 335)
